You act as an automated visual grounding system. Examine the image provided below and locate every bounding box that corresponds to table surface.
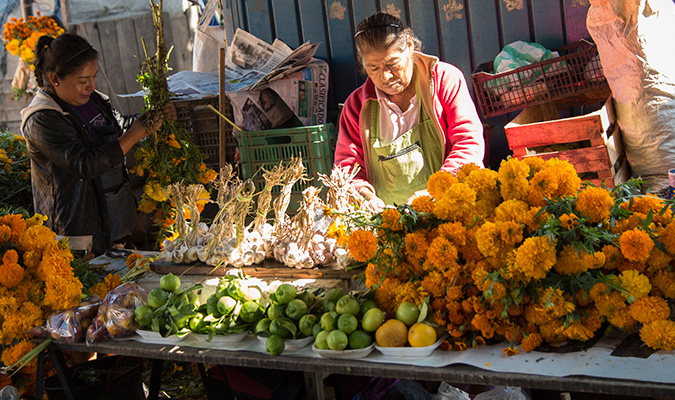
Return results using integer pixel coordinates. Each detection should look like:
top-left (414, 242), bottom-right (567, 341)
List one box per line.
top-left (47, 339), bottom-right (675, 398)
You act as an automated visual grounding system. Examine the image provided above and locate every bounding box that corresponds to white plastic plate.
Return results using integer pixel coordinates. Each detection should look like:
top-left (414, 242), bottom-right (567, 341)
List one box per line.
top-left (135, 329), bottom-right (189, 344)
top-left (312, 343), bottom-right (375, 359)
top-left (257, 335), bottom-right (314, 350)
top-left (191, 332), bottom-right (248, 344)
top-left (374, 335), bottom-right (446, 357)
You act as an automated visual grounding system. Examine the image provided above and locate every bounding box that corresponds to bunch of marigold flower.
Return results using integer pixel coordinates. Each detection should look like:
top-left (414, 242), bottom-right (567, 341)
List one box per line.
top-left (347, 156), bottom-right (675, 354)
top-left (2, 12), bottom-right (64, 67)
top-left (0, 212), bottom-right (83, 395)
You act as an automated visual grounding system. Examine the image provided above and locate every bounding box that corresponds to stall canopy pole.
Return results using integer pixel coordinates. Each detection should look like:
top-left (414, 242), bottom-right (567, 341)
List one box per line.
top-left (21, 0), bottom-right (32, 18)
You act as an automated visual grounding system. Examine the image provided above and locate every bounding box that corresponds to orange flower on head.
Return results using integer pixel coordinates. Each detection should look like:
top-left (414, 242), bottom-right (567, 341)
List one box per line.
top-left (575, 186), bottom-right (614, 223)
top-left (380, 208), bottom-right (403, 231)
top-left (426, 171), bottom-right (458, 199)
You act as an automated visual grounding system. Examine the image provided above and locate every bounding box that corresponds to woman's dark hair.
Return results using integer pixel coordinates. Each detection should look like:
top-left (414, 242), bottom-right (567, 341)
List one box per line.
top-left (354, 12), bottom-right (422, 62)
top-left (33, 33), bottom-right (98, 88)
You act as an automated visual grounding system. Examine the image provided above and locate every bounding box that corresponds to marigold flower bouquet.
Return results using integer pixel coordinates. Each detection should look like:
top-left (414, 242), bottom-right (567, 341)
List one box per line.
top-left (2, 12), bottom-right (64, 98)
top-left (0, 213), bottom-right (83, 395)
top-left (131, 0), bottom-right (217, 246)
top-left (345, 157), bottom-right (675, 354)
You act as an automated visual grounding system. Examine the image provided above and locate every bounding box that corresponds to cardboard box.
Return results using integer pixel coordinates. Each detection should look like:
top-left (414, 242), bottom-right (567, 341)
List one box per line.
top-left (504, 97), bottom-right (630, 188)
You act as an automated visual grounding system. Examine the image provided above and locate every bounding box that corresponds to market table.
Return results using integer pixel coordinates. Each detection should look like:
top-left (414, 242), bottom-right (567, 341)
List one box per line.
top-left (33, 331), bottom-right (675, 400)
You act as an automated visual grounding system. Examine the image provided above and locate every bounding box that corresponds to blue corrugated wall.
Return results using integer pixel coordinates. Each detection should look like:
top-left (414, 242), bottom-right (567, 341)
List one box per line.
top-left (223, 0), bottom-right (592, 166)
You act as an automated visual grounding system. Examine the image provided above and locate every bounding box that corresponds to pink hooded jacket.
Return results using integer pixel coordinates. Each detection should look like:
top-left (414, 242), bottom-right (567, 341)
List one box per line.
top-left (334, 52), bottom-right (484, 195)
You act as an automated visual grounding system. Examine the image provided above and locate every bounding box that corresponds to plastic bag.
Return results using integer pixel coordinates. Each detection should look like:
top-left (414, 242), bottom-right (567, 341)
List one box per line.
top-left (28, 296), bottom-right (102, 343)
top-left (433, 382), bottom-right (471, 400)
top-left (474, 387), bottom-right (530, 400)
top-left (587, 0), bottom-right (675, 187)
top-left (86, 282), bottom-right (148, 344)
top-left (192, 0), bottom-right (228, 72)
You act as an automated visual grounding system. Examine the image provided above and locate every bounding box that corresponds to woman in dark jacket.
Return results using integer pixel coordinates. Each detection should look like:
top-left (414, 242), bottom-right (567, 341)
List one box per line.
top-left (20, 33), bottom-right (174, 255)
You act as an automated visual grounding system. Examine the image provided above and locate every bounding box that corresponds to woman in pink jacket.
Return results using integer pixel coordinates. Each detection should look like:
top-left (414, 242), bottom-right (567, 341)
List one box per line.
top-left (334, 12), bottom-right (484, 210)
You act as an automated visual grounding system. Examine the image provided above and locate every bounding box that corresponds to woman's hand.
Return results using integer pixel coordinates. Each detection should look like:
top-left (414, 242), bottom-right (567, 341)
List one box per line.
top-left (406, 189), bottom-right (430, 205)
top-left (359, 187), bottom-right (386, 213)
top-left (141, 102), bottom-right (177, 137)
top-left (119, 102), bottom-right (177, 154)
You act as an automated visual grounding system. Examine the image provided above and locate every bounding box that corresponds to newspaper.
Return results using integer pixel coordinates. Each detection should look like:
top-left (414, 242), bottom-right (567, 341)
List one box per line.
top-left (267, 59), bottom-right (329, 126)
top-left (225, 28), bottom-right (320, 92)
top-left (228, 87), bottom-right (296, 131)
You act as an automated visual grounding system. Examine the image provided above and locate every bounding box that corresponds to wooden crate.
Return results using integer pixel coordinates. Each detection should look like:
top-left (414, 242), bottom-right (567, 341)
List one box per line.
top-left (504, 97), bottom-right (631, 188)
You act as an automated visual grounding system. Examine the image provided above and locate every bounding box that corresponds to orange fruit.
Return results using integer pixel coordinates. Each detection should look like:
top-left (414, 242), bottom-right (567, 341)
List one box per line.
top-left (375, 319), bottom-right (408, 347)
top-left (408, 322), bottom-right (437, 347)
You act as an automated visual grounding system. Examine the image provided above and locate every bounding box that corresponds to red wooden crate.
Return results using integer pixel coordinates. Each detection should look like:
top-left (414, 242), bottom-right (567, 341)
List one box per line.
top-left (504, 97), bottom-right (631, 188)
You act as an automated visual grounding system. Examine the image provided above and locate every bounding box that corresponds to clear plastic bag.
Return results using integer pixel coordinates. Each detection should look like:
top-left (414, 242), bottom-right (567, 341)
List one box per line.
top-left (29, 296), bottom-right (102, 343)
top-left (86, 282), bottom-right (148, 344)
top-left (433, 382), bottom-right (471, 400)
top-left (474, 387), bottom-right (530, 400)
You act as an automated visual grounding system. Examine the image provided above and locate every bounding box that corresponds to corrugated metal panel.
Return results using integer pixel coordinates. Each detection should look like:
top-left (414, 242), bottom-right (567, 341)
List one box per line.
top-left (224, 0), bottom-right (590, 109)
top-left (224, 0), bottom-right (592, 168)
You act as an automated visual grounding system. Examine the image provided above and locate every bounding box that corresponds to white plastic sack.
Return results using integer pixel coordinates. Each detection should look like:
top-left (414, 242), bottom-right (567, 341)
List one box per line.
top-left (587, 0), bottom-right (675, 188)
top-left (474, 387), bottom-right (530, 400)
top-left (192, 0), bottom-right (228, 73)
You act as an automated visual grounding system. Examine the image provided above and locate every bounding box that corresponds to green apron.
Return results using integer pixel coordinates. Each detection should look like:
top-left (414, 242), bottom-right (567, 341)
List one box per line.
top-left (368, 84), bottom-right (443, 205)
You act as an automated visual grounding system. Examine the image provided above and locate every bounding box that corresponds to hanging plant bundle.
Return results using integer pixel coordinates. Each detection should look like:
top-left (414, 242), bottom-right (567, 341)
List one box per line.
top-left (132, 0), bottom-right (217, 245)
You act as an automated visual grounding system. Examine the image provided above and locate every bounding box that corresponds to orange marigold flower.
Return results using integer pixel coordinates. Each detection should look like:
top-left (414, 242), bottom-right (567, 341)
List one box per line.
top-left (463, 167), bottom-right (498, 197)
top-left (658, 222), bottom-right (675, 255)
top-left (0, 225), bottom-right (10, 242)
top-left (426, 236), bottom-right (458, 267)
top-left (494, 199), bottom-right (530, 224)
top-left (513, 236), bottom-right (557, 281)
top-left (89, 273), bottom-right (123, 299)
top-left (520, 332), bottom-right (542, 352)
top-left (410, 195), bottom-right (435, 214)
top-left (365, 263), bottom-right (385, 289)
top-left (575, 187), bottom-right (614, 223)
top-left (554, 245), bottom-right (588, 276)
top-left (0, 213), bottom-right (27, 243)
top-left (403, 230), bottom-right (429, 265)
top-left (0, 262), bottom-right (25, 288)
top-left (651, 271), bottom-right (675, 298)
top-left (559, 213), bottom-right (578, 230)
top-left (618, 269), bottom-right (651, 302)
top-left (640, 320), bottom-right (675, 350)
top-left (374, 277), bottom-right (401, 315)
top-left (427, 171), bottom-right (458, 199)
top-left (498, 157), bottom-right (530, 201)
top-left (455, 162), bottom-right (481, 182)
top-left (433, 183), bottom-right (476, 222)
top-left (619, 228), bottom-right (654, 262)
top-left (347, 229), bottom-right (378, 262)
top-left (381, 208), bottom-right (403, 231)
top-left (629, 296), bottom-right (671, 324)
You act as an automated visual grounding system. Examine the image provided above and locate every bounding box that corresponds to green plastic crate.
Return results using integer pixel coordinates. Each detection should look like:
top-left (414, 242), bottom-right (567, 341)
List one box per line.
top-left (238, 124), bottom-right (337, 213)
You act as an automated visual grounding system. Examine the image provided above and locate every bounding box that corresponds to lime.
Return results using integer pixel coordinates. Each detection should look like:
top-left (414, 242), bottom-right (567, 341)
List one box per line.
top-left (134, 305), bottom-right (153, 327)
top-left (337, 313), bottom-right (358, 335)
top-left (299, 314), bottom-right (318, 337)
top-left (285, 299), bottom-right (308, 321)
top-left (239, 300), bottom-right (262, 323)
top-left (267, 303), bottom-right (285, 320)
top-left (396, 301), bottom-right (420, 327)
top-left (315, 330), bottom-right (330, 350)
top-left (359, 299), bottom-right (378, 317)
top-left (147, 288), bottom-right (169, 309)
top-left (335, 295), bottom-right (360, 316)
top-left (361, 307), bottom-right (385, 332)
top-left (270, 318), bottom-right (294, 339)
top-left (275, 283), bottom-right (297, 304)
top-left (189, 313), bottom-right (205, 332)
top-left (255, 318), bottom-right (272, 336)
top-left (349, 330), bottom-right (373, 349)
top-left (320, 311), bottom-right (338, 331)
top-left (265, 335), bottom-right (285, 356)
top-left (159, 273), bottom-right (181, 292)
top-left (323, 287), bottom-right (344, 309)
top-left (312, 321), bottom-right (322, 337)
top-left (326, 329), bottom-right (348, 351)
top-left (217, 296), bottom-right (237, 316)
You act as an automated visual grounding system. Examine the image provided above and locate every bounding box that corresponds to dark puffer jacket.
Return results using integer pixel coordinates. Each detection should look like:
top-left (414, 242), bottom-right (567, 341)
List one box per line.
top-left (20, 90), bottom-right (135, 254)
